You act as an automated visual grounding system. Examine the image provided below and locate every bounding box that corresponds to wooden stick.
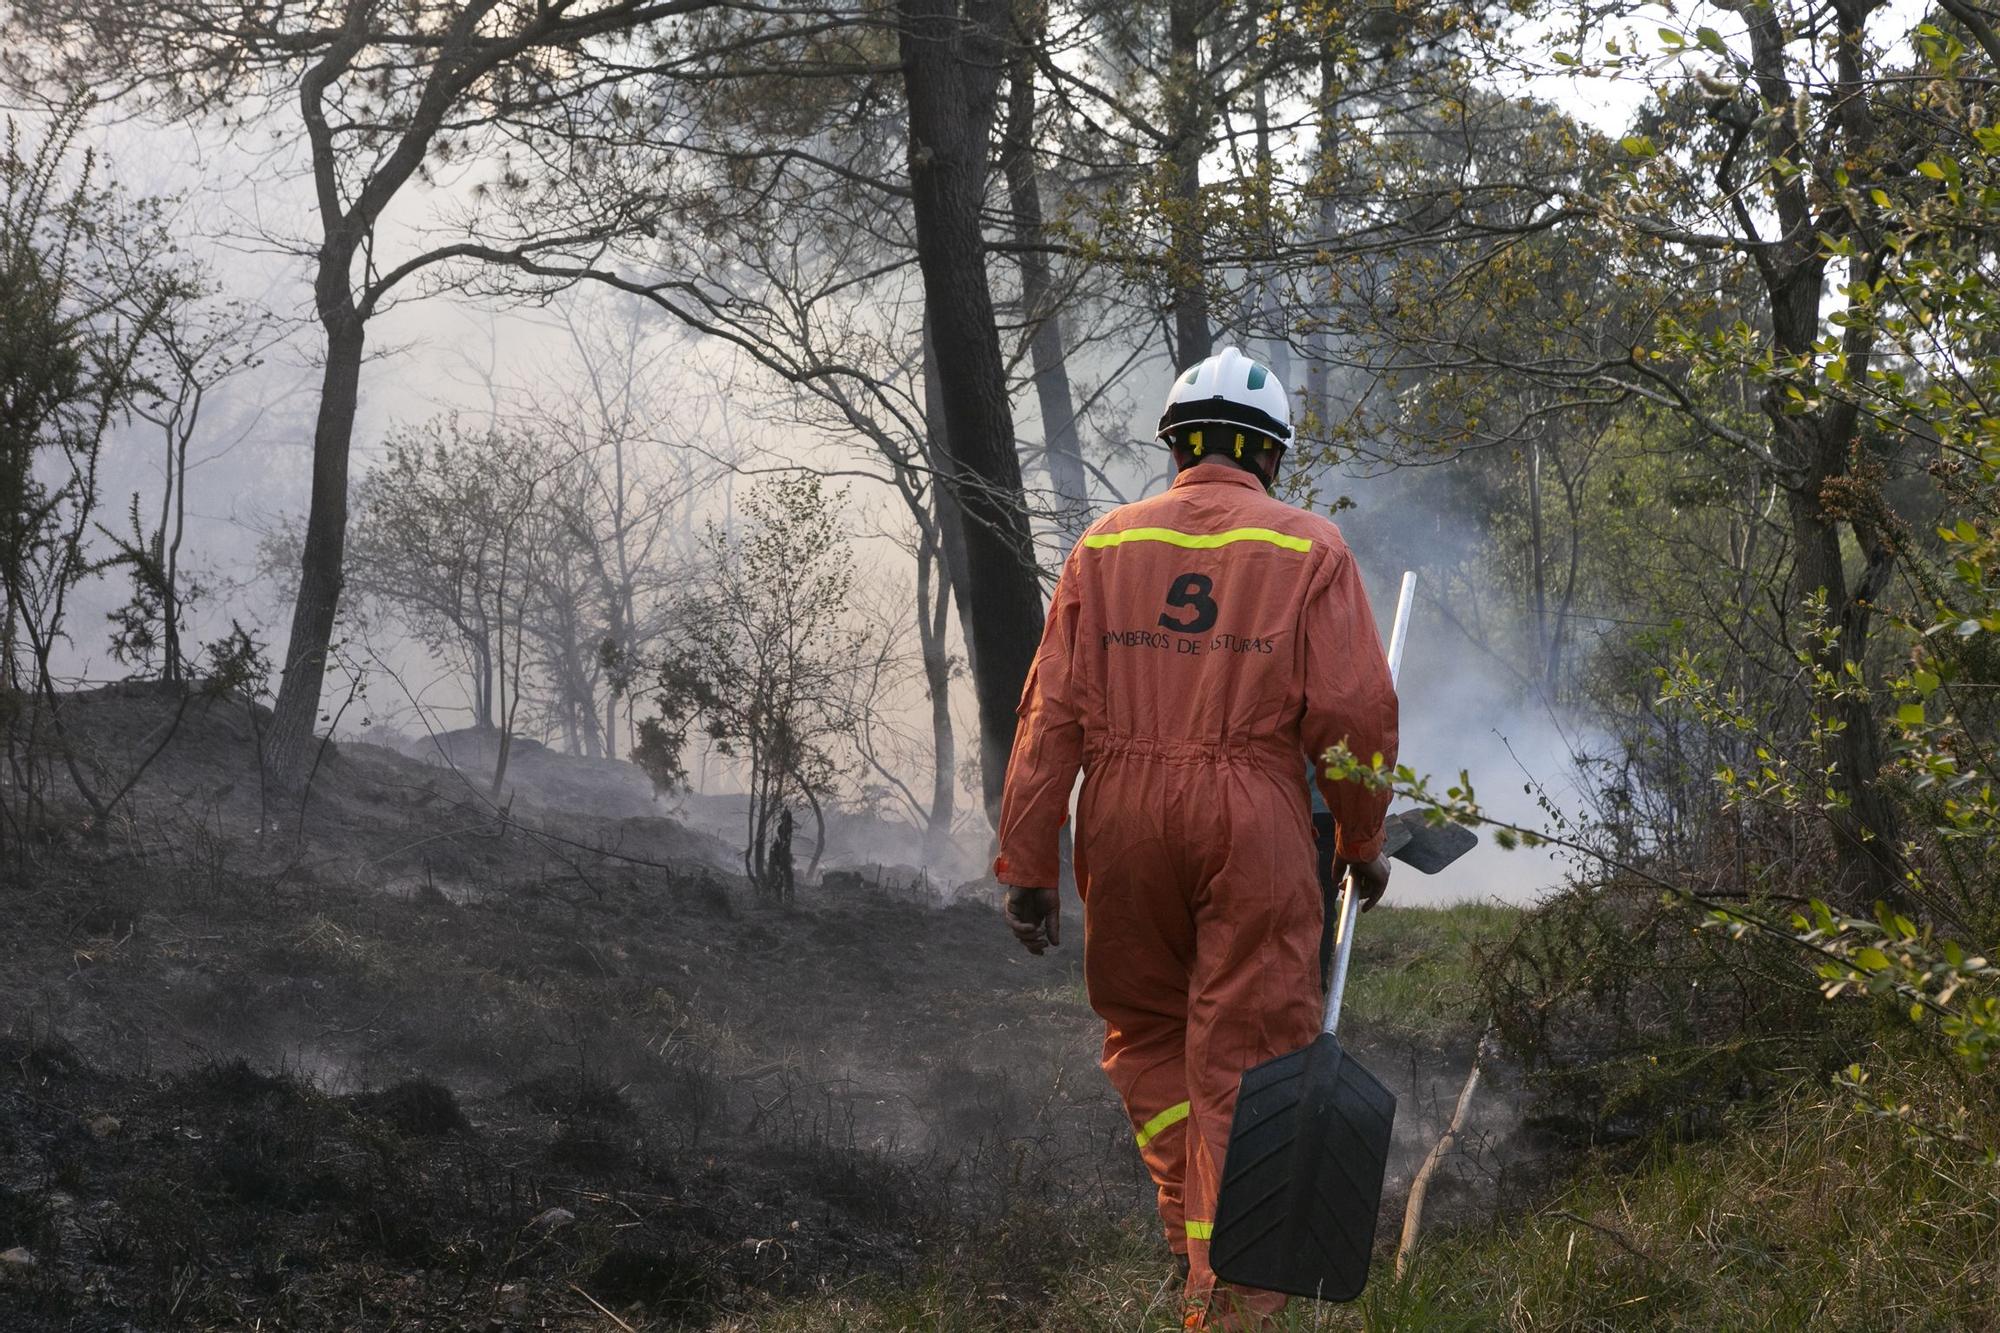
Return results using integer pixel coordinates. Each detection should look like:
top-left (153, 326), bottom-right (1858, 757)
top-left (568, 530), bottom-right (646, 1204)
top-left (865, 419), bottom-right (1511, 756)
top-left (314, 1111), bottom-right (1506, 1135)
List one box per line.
top-left (1396, 1023), bottom-right (1498, 1277)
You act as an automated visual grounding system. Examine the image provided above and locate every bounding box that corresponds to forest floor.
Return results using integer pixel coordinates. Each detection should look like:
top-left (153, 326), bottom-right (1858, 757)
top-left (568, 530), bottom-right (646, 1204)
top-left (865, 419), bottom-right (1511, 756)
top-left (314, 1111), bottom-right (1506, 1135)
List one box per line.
top-left (1, 684), bottom-right (1538, 1330)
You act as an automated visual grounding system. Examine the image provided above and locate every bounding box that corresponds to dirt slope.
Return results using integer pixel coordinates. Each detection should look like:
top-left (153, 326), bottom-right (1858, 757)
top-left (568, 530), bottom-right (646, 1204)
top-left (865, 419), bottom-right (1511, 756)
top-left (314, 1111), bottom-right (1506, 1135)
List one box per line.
top-left (1, 687), bottom-right (1528, 1329)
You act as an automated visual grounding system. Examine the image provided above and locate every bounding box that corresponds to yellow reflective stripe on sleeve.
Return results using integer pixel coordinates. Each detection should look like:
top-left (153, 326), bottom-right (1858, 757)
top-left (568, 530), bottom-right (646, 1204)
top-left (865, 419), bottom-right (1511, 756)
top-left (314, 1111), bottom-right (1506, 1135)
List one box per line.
top-left (1081, 526), bottom-right (1312, 554)
top-left (1134, 1099), bottom-right (1191, 1149)
top-left (1185, 1219), bottom-right (1214, 1241)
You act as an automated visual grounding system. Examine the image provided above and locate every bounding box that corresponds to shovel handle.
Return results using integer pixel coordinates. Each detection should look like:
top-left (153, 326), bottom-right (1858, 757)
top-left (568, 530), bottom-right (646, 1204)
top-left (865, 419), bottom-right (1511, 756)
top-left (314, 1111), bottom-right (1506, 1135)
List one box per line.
top-left (1321, 570), bottom-right (1416, 1038)
top-left (1385, 569), bottom-right (1417, 683)
top-left (1322, 877), bottom-right (1361, 1036)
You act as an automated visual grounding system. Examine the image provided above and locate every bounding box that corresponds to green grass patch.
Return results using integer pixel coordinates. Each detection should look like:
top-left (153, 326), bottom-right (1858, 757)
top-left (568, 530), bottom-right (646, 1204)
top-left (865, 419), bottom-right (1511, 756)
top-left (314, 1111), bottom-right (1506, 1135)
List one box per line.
top-left (1340, 900), bottom-right (1520, 1046)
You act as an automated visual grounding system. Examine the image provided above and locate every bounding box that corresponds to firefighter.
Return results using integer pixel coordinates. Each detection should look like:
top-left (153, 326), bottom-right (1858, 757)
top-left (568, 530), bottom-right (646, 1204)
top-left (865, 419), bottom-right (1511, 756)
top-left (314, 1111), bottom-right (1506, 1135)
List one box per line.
top-left (994, 347), bottom-right (1398, 1329)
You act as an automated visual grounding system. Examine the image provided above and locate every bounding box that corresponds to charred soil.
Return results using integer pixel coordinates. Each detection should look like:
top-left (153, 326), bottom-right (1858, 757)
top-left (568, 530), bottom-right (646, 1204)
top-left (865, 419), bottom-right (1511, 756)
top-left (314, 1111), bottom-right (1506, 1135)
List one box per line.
top-left (0, 687), bottom-right (1532, 1329)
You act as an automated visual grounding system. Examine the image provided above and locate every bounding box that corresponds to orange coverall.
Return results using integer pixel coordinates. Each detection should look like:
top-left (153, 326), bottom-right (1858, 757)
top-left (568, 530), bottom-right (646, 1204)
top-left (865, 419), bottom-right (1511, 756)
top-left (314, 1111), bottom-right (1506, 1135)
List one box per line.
top-left (994, 463), bottom-right (1398, 1327)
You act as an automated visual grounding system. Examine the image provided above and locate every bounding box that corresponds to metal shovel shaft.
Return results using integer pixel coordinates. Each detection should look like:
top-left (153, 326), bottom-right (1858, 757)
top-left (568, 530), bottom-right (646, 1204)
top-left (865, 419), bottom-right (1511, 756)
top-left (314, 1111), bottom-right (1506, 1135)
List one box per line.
top-left (1385, 569), bottom-right (1418, 681)
top-left (1320, 569), bottom-right (1416, 1040)
top-left (1321, 882), bottom-right (1360, 1037)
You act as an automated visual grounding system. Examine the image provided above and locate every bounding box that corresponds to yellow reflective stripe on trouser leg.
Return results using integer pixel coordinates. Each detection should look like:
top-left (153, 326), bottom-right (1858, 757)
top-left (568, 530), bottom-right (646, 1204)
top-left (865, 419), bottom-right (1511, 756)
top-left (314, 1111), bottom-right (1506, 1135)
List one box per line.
top-left (1135, 1099), bottom-right (1191, 1149)
top-left (1081, 526), bottom-right (1313, 553)
top-left (1185, 1219), bottom-right (1214, 1241)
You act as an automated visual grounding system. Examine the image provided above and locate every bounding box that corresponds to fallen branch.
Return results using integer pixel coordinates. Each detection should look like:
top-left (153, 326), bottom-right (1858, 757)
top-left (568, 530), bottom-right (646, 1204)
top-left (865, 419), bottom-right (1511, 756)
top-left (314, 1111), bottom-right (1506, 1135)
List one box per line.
top-left (1396, 1022), bottom-right (1498, 1277)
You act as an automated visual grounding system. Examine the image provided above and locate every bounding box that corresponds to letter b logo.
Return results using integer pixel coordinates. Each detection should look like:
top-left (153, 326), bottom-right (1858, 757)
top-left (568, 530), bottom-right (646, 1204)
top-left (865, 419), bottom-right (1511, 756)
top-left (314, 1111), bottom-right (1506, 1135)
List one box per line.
top-left (1158, 572), bottom-right (1218, 635)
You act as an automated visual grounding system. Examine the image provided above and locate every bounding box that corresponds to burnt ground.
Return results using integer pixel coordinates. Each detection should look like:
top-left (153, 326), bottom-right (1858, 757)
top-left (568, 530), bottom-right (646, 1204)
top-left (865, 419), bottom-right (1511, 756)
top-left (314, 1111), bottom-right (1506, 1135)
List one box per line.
top-left (0, 684), bottom-right (1537, 1329)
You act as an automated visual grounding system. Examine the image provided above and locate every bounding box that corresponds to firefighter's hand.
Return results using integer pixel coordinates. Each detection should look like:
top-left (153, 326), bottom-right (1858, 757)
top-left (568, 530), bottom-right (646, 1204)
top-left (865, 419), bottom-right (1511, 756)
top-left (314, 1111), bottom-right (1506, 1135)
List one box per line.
top-left (1004, 886), bottom-right (1061, 955)
top-left (1341, 854), bottom-right (1392, 912)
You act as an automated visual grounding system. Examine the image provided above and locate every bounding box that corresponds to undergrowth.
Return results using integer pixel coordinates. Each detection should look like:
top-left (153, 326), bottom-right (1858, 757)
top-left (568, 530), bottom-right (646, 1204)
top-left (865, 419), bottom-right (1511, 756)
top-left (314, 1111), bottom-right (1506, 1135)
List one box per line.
top-left (1369, 1061), bottom-right (2000, 1330)
top-left (715, 1061), bottom-right (2000, 1331)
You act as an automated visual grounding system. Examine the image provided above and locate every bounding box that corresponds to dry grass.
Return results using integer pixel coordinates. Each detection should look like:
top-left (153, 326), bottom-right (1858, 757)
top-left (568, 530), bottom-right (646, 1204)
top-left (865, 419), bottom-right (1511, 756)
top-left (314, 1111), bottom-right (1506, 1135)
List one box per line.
top-left (1356, 1062), bottom-right (2000, 1331)
top-left (692, 1068), bottom-right (2000, 1332)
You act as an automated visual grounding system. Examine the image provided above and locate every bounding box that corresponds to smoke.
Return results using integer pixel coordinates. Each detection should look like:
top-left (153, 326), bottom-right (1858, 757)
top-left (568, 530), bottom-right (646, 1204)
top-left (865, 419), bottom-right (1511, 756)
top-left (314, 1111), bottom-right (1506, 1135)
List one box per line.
top-left (1392, 638), bottom-right (1581, 906)
top-left (25, 101), bottom-right (1593, 918)
top-left (1325, 458), bottom-right (1589, 908)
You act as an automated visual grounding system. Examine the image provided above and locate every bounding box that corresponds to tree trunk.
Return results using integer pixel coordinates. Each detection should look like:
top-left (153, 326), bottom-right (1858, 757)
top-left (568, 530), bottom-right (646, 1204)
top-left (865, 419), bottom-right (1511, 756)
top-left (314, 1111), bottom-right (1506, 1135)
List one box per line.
top-left (1003, 5), bottom-right (1090, 544)
top-left (1303, 50), bottom-right (1341, 436)
top-left (1527, 436), bottom-right (1549, 681)
top-left (1164, 0), bottom-right (1211, 367)
top-left (490, 546), bottom-right (524, 800)
top-left (161, 389), bottom-right (193, 683)
top-left (746, 748), bottom-right (770, 890)
top-left (800, 778), bottom-right (827, 885)
top-left (1548, 451), bottom-right (1585, 698)
top-left (922, 316), bottom-right (978, 683)
top-left (472, 632), bottom-right (494, 730)
top-left (1782, 466), bottom-right (1902, 902)
top-left (572, 637), bottom-right (605, 758)
top-left (1741, 0), bottom-right (1900, 906)
top-left (1248, 30), bottom-right (1291, 390)
top-left (917, 528), bottom-right (958, 866)
top-left (1766, 272), bottom-right (1900, 902)
top-left (604, 592), bottom-right (625, 761)
top-left (1, 596), bottom-right (17, 693)
top-left (265, 303), bottom-right (365, 789)
top-left (900, 0), bottom-right (1047, 826)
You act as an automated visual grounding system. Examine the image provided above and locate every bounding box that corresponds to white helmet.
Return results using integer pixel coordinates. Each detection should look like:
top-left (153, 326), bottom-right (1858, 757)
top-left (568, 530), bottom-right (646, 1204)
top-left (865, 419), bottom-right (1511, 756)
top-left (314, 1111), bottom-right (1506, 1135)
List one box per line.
top-left (1155, 346), bottom-right (1292, 456)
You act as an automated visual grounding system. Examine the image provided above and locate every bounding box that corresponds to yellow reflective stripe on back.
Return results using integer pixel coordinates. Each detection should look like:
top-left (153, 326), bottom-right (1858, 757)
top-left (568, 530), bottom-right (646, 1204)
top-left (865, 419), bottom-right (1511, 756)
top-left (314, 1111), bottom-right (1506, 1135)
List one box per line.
top-left (1081, 526), bottom-right (1312, 554)
top-left (1185, 1219), bottom-right (1214, 1241)
top-left (1134, 1099), bottom-right (1191, 1149)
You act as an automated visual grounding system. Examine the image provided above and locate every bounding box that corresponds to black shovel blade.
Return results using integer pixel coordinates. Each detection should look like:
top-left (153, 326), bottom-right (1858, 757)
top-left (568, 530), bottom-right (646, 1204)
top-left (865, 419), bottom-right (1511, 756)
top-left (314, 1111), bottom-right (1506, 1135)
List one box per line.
top-left (1209, 1032), bottom-right (1395, 1301)
top-left (1382, 810), bottom-right (1479, 875)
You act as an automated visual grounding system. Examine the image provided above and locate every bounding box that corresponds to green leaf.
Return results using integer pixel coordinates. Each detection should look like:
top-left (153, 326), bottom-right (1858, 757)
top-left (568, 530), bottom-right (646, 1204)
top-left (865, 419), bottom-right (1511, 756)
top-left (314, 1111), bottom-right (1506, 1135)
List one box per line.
top-left (1918, 161), bottom-right (1947, 180)
top-left (1696, 26), bottom-right (1726, 51)
top-left (1621, 134), bottom-right (1658, 157)
top-left (1552, 50), bottom-right (1579, 65)
top-left (1855, 947), bottom-right (1891, 971)
top-left (1898, 703), bottom-right (1926, 726)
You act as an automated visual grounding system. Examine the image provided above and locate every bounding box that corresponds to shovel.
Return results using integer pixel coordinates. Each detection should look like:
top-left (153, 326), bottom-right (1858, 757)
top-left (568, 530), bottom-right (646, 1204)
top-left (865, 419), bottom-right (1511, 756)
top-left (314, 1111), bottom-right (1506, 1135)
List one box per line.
top-left (1384, 809), bottom-right (1478, 875)
top-left (1209, 569), bottom-right (1435, 1302)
